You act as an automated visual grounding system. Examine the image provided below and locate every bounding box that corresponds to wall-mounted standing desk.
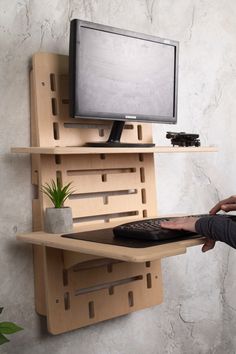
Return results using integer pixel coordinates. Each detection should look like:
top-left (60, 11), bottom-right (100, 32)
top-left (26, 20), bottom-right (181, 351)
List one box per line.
top-left (12, 52), bottom-right (217, 334)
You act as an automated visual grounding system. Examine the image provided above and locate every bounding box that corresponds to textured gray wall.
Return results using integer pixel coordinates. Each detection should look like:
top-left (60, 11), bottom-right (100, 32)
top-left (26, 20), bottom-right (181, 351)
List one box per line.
top-left (1, 1), bottom-right (236, 353)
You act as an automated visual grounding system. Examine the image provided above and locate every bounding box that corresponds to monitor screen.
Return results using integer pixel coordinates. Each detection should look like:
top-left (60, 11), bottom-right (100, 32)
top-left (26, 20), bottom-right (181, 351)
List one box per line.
top-left (69, 20), bottom-right (179, 124)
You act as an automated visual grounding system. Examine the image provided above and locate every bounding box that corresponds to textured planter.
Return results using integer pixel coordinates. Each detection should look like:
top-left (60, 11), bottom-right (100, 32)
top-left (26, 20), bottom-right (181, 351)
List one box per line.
top-left (44, 207), bottom-right (73, 234)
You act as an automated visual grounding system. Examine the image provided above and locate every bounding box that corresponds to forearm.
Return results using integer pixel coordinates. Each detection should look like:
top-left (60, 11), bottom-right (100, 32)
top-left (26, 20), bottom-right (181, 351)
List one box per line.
top-left (195, 215), bottom-right (236, 249)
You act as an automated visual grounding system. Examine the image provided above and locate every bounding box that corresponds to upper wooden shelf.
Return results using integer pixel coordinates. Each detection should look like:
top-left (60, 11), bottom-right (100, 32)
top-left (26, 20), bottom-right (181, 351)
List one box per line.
top-left (11, 146), bottom-right (218, 155)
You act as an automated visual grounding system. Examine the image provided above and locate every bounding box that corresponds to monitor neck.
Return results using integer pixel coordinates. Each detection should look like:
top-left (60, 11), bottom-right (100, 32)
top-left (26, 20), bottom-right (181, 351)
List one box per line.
top-left (85, 120), bottom-right (154, 147)
top-left (107, 121), bottom-right (125, 144)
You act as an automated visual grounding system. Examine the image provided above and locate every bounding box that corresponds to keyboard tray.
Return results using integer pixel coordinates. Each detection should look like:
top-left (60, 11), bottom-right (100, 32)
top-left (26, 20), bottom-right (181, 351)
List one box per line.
top-left (61, 228), bottom-right (201, 248)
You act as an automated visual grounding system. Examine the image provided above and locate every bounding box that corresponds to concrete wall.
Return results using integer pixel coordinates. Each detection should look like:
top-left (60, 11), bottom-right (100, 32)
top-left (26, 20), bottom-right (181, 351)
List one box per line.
top-left (1, 1), bottom-right (236, 353)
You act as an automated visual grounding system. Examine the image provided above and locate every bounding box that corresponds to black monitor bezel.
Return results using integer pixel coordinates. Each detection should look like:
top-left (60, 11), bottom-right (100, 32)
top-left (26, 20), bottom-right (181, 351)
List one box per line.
top-left (69, 19), bottom-right (179, 125)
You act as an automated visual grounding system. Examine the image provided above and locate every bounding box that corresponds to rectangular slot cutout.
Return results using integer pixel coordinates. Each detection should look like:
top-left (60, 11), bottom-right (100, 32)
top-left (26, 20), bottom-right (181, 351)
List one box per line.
top-left (50, 73), bottom-right (56, 91)
top-left (88, 301), bottom-right (95, 319)
top-left (137, 125), bottom-right (143, 140)
top-left (75, 275), bottom-right (143, 296)
top-left (124, 124), bottom-right (134, 130)
top-left (73, 210), bottom-right (139, 224)
top-left (69, 189), bottom-right (138, 201)
top-left (64, 292), bottom-right (70, 310)
top-left (56, 171), bottom-right (62, 185)
top-left (101, 174), bottom-right (107, 182)
top-left (143, 210), bottom-right (147, 218)
top-left (140, 167), bottom-right (145, 183)
top-left (141, 188), bottom-right (147, 204)
top-left (51, 98), bottom-right (58, 116)
top-left (99, 128), bottom-right (105, 137)
top-left (67, 168), bottom-right (136, 176)
top-left (139, 153), bottom-right (144, 162)
top-left (128, 291), bottom-right (134, 307)
top-left (53, 122), bottom-right (60, 140)
top-left (103, 195), bottom-right (108, 204)
top-left (55, 155), bottom-right (61, 164)
top-left (146, 273), bottom-right (152, 289)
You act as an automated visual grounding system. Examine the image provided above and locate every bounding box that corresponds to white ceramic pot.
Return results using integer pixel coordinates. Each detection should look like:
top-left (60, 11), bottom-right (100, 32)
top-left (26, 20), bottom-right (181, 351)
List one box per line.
top-left (44, 207), bottom-right (73, 234)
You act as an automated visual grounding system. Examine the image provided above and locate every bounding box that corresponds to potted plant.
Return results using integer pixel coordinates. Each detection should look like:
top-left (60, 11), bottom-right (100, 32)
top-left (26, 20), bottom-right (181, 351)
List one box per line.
top-left (41, 179), bottom-right (74, 234)
top-left (0, 307), bottom-right (23, 346)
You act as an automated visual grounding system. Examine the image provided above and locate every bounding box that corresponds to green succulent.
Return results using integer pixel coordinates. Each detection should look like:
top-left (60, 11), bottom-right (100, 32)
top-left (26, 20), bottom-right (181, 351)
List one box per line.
top-left (41, 179), bottom-right (74, 208)
top-left (0, 307), bottom-right (23, 345)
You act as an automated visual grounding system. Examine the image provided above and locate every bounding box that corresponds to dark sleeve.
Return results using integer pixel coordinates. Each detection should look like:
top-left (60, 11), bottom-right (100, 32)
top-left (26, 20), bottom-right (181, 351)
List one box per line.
top-left (195, 215), bottom-right (236, 249)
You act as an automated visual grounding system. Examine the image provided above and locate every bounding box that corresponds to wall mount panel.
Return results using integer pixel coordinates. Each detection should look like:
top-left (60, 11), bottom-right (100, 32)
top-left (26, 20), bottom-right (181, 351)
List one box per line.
top-left (30, 52), bottom-right (161, 334)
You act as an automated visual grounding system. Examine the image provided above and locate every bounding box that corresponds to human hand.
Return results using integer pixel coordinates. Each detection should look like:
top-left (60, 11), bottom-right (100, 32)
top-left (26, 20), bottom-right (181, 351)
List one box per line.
top-left (210, 195), bottom-right (236, 214)
top-left (160, 217), bottom-right (216, 253)
top-left (201, 238), bottom-right (216, 252)
top-left (160, 217), bottom-right (199, 233)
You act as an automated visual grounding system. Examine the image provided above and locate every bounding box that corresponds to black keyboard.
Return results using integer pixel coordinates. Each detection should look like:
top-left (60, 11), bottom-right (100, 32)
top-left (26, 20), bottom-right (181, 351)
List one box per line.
top-left (113, 214), bottom-right (210, 241)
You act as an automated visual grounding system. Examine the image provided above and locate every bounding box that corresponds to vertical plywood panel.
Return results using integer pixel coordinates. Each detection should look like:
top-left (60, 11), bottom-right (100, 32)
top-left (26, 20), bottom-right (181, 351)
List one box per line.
top-left (45, 247), bottom-right (163, 334)
top-left (30, 52), bottom-right (162, 334)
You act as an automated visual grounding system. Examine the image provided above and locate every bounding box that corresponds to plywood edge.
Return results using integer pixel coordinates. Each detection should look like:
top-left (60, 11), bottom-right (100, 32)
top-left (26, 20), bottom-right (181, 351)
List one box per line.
top-left (155, 146), bottom-right (218, 153)
top-left (33, 245), bottom-right (47, 316)
top-left (11, 146), bottom-right (218, 155)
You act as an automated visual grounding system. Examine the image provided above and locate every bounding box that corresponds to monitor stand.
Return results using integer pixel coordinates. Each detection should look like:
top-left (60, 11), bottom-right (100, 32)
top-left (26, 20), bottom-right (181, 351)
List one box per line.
top-left (86, 121), bottom-right (155, 148)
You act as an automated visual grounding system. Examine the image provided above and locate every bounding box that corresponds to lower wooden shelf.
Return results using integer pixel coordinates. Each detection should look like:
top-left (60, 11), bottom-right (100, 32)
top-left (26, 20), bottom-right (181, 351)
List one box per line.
top-left (17, 227), bottom-right (205, 263)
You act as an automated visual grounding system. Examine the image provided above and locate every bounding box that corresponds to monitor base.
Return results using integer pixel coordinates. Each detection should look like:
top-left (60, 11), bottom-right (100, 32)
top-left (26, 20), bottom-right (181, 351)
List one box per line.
top-left (85, 121), bottom-right (155, 147)
top-left (85, 142), bottom-right (155, 148)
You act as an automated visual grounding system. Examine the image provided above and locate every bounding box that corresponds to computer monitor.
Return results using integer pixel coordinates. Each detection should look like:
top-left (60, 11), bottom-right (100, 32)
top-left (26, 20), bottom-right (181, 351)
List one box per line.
top-left (69, 19), bottom-right (179, 147)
